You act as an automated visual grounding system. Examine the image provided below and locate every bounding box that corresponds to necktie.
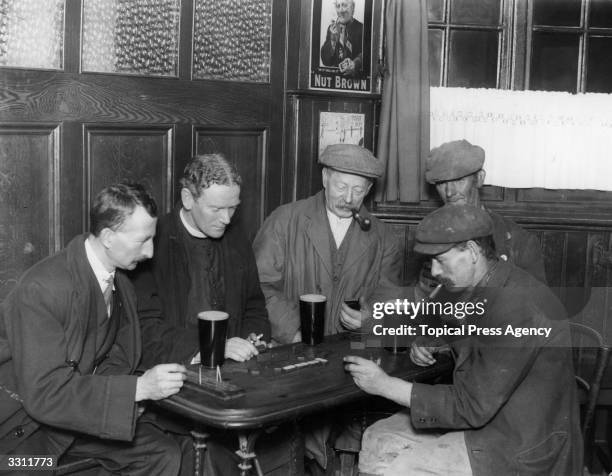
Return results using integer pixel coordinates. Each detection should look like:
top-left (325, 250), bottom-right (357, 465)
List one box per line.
top-left (103, 276), bottom-right (114, 317)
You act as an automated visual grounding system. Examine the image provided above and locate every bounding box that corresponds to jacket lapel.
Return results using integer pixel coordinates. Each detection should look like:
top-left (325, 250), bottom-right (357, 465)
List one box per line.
top-left (304, 192), bottom-right (333, 278)
top-left (342, 207), bottom-right (377, 272)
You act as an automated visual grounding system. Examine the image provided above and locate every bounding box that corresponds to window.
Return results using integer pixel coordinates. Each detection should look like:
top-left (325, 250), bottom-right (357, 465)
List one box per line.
top-left (428, 0), bottom-right (612, 93)
top-left (428, 0), bottom-right (511, 88)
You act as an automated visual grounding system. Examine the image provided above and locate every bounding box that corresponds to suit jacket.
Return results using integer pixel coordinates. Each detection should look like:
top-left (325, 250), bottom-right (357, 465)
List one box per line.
top-left (410, 262), bottom-right (582, 476)
top-left (320, 18), bottom-right (363, 73)
top-left (253, 191), bottom-right (402, 343)
top-left (131, 207), bottom-right (270, 367)
top-left (0, 235), bottom-right (140, 455)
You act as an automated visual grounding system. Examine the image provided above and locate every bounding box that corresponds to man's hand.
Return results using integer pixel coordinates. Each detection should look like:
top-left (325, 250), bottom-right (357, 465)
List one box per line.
top-left (409, 340), bottom-right (437, 367)
top-left (135, 363), bottom-right (186, 401)
top-left (225, 337), bottom-right (258, 362)
top-left (339, 58), bottom-right (355, 75)
top-left (343, 355), bottom-right (388, 396)
top-left (340, 297), bottom-right (368, 330)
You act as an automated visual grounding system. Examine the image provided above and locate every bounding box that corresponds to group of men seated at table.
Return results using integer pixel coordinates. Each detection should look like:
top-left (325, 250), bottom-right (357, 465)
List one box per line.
top-left (0, 140), bottom-right (581, 475)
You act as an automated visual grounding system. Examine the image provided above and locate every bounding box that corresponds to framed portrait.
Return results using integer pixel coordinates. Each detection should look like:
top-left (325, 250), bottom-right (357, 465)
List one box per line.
top-left (318, 111), bottom-right (365, 157)
top-left (310, 0), bottom-right (373, 93)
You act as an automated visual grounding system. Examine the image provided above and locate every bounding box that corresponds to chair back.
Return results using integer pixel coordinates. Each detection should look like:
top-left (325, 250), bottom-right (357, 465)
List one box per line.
top-left (569, 322), bottom-right (611, 436)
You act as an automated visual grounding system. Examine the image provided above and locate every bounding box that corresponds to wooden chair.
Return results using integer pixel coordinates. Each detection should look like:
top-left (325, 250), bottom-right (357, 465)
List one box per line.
top-left (569, 321), bottom-right (611, 472)
top-left (53, 456), bottom-right (99, 475)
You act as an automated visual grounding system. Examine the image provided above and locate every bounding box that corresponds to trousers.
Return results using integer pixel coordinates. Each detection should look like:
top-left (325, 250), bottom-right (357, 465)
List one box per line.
top-left (359, 410), bottom-right (472, 476)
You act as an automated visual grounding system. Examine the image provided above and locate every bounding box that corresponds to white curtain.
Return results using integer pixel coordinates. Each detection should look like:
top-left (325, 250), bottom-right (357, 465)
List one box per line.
top-left (430, 87), bottom-right (612, 191)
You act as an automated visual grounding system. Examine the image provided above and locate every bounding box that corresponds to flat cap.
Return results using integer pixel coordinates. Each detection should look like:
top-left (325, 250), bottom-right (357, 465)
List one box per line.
top-left (319, 144), bottom-right (384, 179)
top-left (414, 204), bottom-right (493, 255)
top-left (426, 140), bottom-right (485, 184)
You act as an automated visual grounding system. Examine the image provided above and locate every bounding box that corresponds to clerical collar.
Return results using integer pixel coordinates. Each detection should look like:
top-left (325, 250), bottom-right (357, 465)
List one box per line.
top-left (84, 236), bottom-right (115, 293)
top-left (180, 208), bottom-right (207, 238)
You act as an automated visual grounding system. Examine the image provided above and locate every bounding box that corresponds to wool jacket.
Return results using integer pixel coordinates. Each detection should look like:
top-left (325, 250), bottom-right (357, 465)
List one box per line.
top-left (410, 261), bottom-right (582, 476)
top-left (253, 191), bottom-right (402, 343)
top-left (489, 210), bottom-right (547, 283)
top-left (0, 235), bottom-right (139, 455)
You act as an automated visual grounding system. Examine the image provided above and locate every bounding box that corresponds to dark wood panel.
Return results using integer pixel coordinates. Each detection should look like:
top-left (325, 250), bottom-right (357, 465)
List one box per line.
top-left (0, 70), bottom-right (273, 125)
top-left (0, 124), bottom-right (59, 300)
top-left (84, 125), bottom-right (173, 226)
top-left (193, 127), bottom-right (267, 240)
top-left (289, 93), bottom-right (379, 202)
top-left (517, 187), bottom-right (612, 203)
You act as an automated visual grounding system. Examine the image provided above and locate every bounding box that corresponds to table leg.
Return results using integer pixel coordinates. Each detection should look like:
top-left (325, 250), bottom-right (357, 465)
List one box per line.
top-left (190, 430), bottom-right (210, 476)
top-left (236, 430), bottom-right (264, 476)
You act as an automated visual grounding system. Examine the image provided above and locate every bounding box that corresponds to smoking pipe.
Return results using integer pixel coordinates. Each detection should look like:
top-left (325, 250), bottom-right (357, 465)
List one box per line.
top-left (351, 208), bottom-right (371, 231)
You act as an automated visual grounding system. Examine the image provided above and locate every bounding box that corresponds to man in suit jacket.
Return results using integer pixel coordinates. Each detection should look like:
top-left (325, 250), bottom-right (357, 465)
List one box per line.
top-left (0, 183), bottom-right (187, 475)
top-left (345, 204), bottom-right (582, 476)
top-left (320, 0), bottom-right (364, 77)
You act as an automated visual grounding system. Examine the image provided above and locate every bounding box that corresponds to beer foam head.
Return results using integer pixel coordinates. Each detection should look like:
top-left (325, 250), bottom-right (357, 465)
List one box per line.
top-left (300, 294), bottom-right (327, 303)
top-left (197, 310), bottom-right (229, 321)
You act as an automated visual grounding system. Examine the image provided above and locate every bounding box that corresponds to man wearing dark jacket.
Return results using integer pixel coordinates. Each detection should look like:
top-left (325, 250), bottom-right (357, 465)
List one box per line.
top-left (131, 154), bottom-right (272, 476)
top-left (132, 153), bottom-right (270, 367)
top-left (345, 204), bottom-right (582, 475)
top-left (0, 183), bottom-right (186, 475)
top-left (417, 140), bottom-right (547, 299)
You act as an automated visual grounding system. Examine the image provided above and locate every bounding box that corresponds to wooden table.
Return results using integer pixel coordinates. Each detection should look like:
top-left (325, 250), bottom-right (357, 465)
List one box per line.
top-left (157, 333), bottom-right (453, 475)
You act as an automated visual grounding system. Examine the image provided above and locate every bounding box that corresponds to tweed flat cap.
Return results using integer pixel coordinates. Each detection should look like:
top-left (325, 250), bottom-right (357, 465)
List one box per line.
top-left (425, 140), bottom-right (485, 184)
top-left (319, 144), bottom-right (384, 179)
top-left (414, 204), bottom-right (493, 255)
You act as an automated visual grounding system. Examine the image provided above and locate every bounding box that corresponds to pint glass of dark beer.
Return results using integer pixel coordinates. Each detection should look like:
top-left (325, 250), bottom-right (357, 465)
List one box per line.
top-left (299, 294), bottom-right (326, 345)
top-left (197, 310), bottom-right (229, 368)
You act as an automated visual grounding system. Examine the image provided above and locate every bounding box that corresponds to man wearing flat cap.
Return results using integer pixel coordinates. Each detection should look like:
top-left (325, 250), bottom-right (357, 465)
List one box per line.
top-left (345, 204), bottom-right (581, 476)
top-left (254, 144), bottom-right (401, 344)
top-left (423, 139), bottom-right (546, 286)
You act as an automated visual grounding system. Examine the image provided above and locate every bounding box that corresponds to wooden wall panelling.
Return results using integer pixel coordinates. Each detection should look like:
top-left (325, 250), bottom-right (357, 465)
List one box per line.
top-left (193, 126), bottom-right (267, 240)
top-left (0, 124), bottom-right (60, 300)
top-left (287, 93), bottom-right (378, 202)
top-left (83, 124), bottom-right (174, 228)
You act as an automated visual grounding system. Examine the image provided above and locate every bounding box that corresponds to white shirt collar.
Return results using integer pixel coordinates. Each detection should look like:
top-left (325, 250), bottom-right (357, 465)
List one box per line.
top-left (85, 237), bottom-right (115, 293)
top-left (180, 208), bottom-right (207, 238)
top-left (326, 209), bottom-right (352, 248)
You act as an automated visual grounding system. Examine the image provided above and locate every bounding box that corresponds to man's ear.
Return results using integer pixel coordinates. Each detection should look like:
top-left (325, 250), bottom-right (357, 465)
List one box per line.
top-left (467, 240), bottom-right (480, 263)
top-left (475, 169), bottom-right (486, 188)
top-left (181, 188), bottom-right (194, 210)
top-left (322, 167), bottom-right (330, 189)
top-left (99, 228), bottom-right (114, 249)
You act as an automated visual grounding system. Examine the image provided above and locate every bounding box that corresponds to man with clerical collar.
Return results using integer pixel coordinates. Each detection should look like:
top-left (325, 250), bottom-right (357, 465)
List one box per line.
top-left (0, 183), bottom-right (187, 475)
top-left (253, 143), bottom-right (401, 344)
top-left (133, 153), bottom-right (270, 367)
top-left (131, 154), bottom-right (273, 476)
top-left (345, 204), bottom-right (581, 476)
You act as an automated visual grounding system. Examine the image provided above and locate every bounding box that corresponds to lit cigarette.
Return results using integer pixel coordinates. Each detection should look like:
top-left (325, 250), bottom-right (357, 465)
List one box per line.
top-left (429, 283), bottom-right (443, 300)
